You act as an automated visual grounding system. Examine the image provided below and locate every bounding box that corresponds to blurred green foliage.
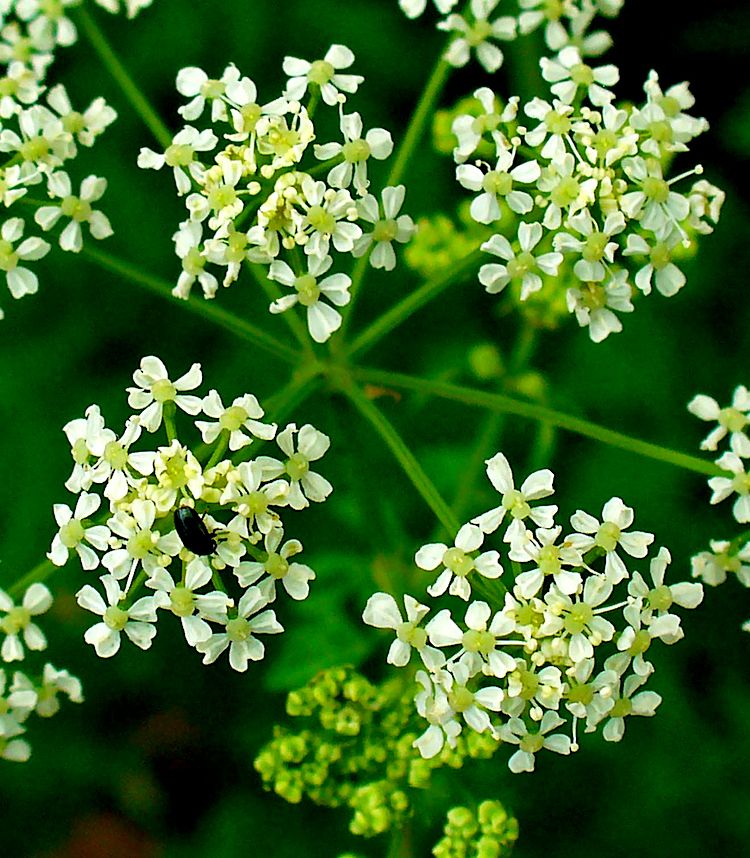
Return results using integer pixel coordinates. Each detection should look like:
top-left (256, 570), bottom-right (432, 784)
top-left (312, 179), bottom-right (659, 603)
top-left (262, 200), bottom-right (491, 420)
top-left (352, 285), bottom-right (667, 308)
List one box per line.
top-left (2, 0), bottom-right (750, 856)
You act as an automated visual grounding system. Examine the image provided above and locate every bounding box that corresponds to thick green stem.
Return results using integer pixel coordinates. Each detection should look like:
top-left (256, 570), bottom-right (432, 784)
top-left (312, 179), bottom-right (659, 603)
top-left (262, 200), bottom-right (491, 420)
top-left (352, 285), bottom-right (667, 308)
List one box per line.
top-left (343, 381), bottom-right (459, 537)
top-left (82, 246), bottom-right (300, 364)
top-left (386, 54), bottom-right (452, 188)
top-left (75, 6), bottom-right (172, 149)
top-left (347, 250), bottom-right (483, 358)
top-left (7, 559), bottom-right (56, 599)
top-left (352, 367), bottom-right (726, 478)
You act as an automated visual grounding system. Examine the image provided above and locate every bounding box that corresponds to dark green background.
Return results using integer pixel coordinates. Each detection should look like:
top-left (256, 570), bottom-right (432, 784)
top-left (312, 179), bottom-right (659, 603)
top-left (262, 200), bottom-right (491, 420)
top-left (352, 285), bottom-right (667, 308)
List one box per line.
top-left (1, 0), bottom-right (749, 855)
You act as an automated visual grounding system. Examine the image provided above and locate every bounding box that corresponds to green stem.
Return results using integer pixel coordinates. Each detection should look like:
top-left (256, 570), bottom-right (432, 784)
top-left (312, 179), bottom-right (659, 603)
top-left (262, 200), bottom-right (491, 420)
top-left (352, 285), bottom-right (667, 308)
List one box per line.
top-left (163, 401), bottom-right (177, 442)
top-left (347, 250), bottom-right (483, 358)
top-left (386, 54), bottom-right (452, 188)
top-left (352, 367), bottom-right (726, 478)
top-left (245, 261), bottom-right (315, 358)
top-left (7, 559), bottom-right (56, 599)
top-left (343, 381), bottom-right (459, 536)
top-left (337, 251), bottom-right (371, 343)
top-left (81, 246), bottom-right (300, 364)
top-left (205, 431), bottom-right (230, 469)
top-left (75, 6), bottom-right (172, 149)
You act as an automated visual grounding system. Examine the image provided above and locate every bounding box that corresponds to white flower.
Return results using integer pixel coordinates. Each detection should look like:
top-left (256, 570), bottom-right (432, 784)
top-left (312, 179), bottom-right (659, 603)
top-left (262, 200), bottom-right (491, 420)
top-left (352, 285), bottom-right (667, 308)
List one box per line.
top-left (398, 0), bottom-right (458, 18)
top-left (77, 575), bottom-right (159, 658)
top-left (297, 175), bottom-right (362, 258)
top-left (221, 461), bottom-right (289, 536)
top-left (45, 85), bottom-right (117, 147)
top-left (35, 172), bottom-right (113, 252)
top-left (443, 661), bottom-right (503, 736)
top-left (540, 46), bottom-right (619, 106)
top-left (0, 584), bottom-right (53, 662)
top-left (268, 253), bottom-right (351, 344)
top-left (623, 231), bottom-right (686, 297)
top-left (413, 669), bottom-right (462, 759)
top-left (47, 492), bottom-right (110, 571)
top-left (0, 217), bottom-right (50, 305)
top-left (510, 526), bottom-right (583, 597)
top-left (172, 221), bottom-right (218, 300)
top-left (88, 418), bottom-right (155, 502)
top-left (352, 185), bottom-right (416, 271)
top-left (255, 423), bottom-right (332, 510)
top-left (425, 601), bottom-right (516, 678)
top-left (540, 577), bottom-right (616, 662)
top-left (0, 105), bottom-right (72, 171)
top-left (523, 97), bottom-right (575, 162)
top-left (11, 663), bottom-right (83, 717)
top-left (439, 0), bottom-right (517, 73)
top-left (471, 452), bottom-right (557, 543)
top-left (93, 0), bottom-right (154, 19)
top-left (196, 390), bottom-right (276, 451)
top-left (417, 522), bottom-right (503, 602)
top-left (235, 528), bottom-right (316, 601)
top-left (504, 659), bottom-right (563, 717)
top-left (283, 44), bottom-right (364, 106)
top-left (151, 441), bottom-right (204, 512)
top-left (568, 497), bottom-right (653, 583)
top-left (127, 355), bottom-right (203, 433)
top-left (708, 452), bottom-right (750, 524)
top-left (102, 499), bottom-right (182, 580)
top-left (621, 157), bottom-right (690, 240)
top-left (691, 539), bottom-right (750, 587)
top-left (566, 269), bottom-right (634, 343)
top-left (363, 592), bottom-right (444, 670)
top-left (500, 710), bottom-right (571, 773)
top-left (452, 87), bottom-right (518, 163)
top-left (553, 209), bottom-right (625, 282)
top-left (688, 386), bottom-right (750, 456)
top-left (594, 672), bottom-right (661, 742)
top-left (16, 0), bottom-right (79, 48)
top-left (479, 221), bottom-right (563, 301)
top-left (314, 111), bottom-right (393, 195)
top-left (62, 404), bottom-right (107, 493)
top-left (138, 126), bottom-right (218, 195)
top-left (457, 148), bottom-right (540, 224)
top-left (148, 557), bottom-right (232, 646)
top-left (176, 64), bottom-right (240, 122)
top-left (196, 581), bottom-right (283, 672)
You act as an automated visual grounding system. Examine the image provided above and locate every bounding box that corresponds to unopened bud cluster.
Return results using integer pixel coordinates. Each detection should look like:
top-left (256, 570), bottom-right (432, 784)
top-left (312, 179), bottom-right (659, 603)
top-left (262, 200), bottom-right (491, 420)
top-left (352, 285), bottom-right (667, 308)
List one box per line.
top-left (255, 665), bottom-right (498, 838)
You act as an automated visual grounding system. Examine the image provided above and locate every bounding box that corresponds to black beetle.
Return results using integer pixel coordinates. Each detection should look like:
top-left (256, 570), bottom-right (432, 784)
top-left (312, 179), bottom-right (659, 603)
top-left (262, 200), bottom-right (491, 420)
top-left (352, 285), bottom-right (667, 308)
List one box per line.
top-left (173, 506), bottom-right (217, 556)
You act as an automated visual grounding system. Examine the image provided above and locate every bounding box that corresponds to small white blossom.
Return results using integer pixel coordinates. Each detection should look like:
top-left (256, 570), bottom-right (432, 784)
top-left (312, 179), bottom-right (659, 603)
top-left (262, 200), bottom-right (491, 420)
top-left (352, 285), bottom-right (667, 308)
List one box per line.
top-left (479, 221), bottom-right (563, 301)
top-left (283, 44), bottom-right (363, 106)
top-left (352, 185), bottom-right (416, 271)
top-left (34, 172), bottom-right (112, 252)
top-left (235, 528), bottom-right (316, 601)
top-left (196, 390), bottom-right (277, 451)
top-left (268, 253), bottom-right (351, 344)
top-left (127, 355), bottom-right (203, 433)
top-left (688, 387), bottom-right (750, 456)
top-left (708, 452), bottom-right (750, 524)
top-left (0, 584), bottom-right (53, 662)
top-left (76, 575), bottom-right (159, 658)
top-left (439, 0), bottom-right (517, 73)
top-left (500, 710), bottom-right (571, 772)
top-left (47, 492), bottom-right (110, 571)
top-left (255, 423), bottom-right (332, 510)
top-left (363, 592), bottom-right (444, 670)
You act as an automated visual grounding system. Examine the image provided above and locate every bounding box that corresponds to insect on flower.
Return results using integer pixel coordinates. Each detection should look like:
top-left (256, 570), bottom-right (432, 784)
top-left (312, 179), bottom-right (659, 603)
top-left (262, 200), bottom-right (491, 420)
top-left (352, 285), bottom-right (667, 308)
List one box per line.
top-left (173, 505), bottom-right (217, 556)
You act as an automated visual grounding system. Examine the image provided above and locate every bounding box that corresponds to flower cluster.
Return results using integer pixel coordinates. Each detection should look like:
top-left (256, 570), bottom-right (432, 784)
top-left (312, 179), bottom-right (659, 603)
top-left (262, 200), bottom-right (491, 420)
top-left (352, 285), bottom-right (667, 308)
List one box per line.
top-left (0, 2), bottom-right (122, 319)
top-left (47, 355), bottom-right (331, 671)
top-left (399, 0), bottom-right (625, 72)
top-left (138, 48), bottom-right (416, 343)
top-left (689, 386), bottom-right (750, 633)
top-left (254, 665), bottom-right (499, 838)
top-left (432, 800), bottom-right (519, 858)
top-left (0, 581), bottom-right (83, 762)
top-left (448, 57), bottom-right (722, 341)
top-left (364, 451), bottom-right (703, 771)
